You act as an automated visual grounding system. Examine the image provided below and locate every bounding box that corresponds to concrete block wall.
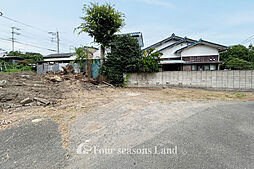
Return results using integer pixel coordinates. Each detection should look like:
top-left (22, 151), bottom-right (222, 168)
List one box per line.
top-left (125, 70), bottom-right (254, 91)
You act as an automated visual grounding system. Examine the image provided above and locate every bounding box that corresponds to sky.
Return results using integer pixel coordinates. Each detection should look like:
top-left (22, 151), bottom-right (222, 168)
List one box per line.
top-left (0, 0), bottom-right (254, 55)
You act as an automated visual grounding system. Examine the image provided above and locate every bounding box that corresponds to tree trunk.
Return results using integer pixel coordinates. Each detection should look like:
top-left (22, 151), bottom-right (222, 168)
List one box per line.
top-left (86, 59), bottom-right (92, 78)
top-left (100, 45), bottom-right (105, 64)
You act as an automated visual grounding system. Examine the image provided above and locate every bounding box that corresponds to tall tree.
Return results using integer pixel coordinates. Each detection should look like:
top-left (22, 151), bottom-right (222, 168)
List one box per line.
top-left (75, 3), bottom-right (125, 59)
top-left (220, 44), bottom-right (254, 70)
top-left (220, 45), bottom-right (249, 62)
top-left (248, 44), bottom-right (254, 62)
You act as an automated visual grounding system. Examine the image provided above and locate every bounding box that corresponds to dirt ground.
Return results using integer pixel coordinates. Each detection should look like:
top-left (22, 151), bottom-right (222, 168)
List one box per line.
top-left (1, 71), bottom-right (254, 151)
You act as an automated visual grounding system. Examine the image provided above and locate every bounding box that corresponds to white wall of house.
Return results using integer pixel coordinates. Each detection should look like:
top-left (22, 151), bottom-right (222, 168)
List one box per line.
top-left (157, 43), bottom-right (219, 60)
top-left (93, 50), bottom-right (100, 59)
top-left (181, 45), bottom-right (219, 57)
top-left (153, 40), bottom-right (177, 51)
top-left (160, 42), bottom-right (190, 59)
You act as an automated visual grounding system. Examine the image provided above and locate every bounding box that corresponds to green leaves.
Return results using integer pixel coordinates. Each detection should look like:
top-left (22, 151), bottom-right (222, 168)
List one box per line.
top-left (100, 36), bottom-right (162, 85)
top-left (224, 57), bottom-right (254, 70)
top-left (100, 35), bottom-right (142, 85)
top-left (141, 48), bottom-right (162, 72)
top-left (220, 45), bottom-right (254, 70)
top-left (76, 3), bottom-right (125, 48)
top-left (7, 51), bottom-right (43, 64)
top-left (74, 47), bottom-right (90, 72)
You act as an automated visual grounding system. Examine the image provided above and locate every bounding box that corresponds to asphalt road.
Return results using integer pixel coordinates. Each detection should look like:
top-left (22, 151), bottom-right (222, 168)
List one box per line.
top-left (68, 101), bottom-right (254, 169)
top-left (0, 101), bottom-right (253, 169)
top-left (0, 119), bottom-right (67, 169)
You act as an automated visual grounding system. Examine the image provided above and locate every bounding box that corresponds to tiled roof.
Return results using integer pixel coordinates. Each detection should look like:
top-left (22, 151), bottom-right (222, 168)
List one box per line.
top-left (158, 37), bottom-right (196, 52)
top-left (44, 53), bottom-right (74, 58)
top-left (144, 33), bottom-right (228, 52)
top-left (175, 39), bottom-right (228, 54)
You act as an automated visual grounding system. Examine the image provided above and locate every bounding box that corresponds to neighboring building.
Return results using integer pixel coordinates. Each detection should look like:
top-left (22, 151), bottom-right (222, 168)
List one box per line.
top-left (144, 33), bottom-right (228, 71)
top-left (120, 32), bottom-right (144, 48)
top-left (42, 53), bottom-right (76, 63)
top-left (0, 55), bottom-right (25, 72)
top-left (0, 56), bottom-right (24, 65)
top-left (42, 47), bottom-right (100, 63)
top-left (37, 47), bottom-right (101, 78)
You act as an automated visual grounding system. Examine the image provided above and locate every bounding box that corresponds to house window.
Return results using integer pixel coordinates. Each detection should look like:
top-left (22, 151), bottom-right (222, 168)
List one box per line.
top-left (204, 65), bottom-right (210, 71)
top-left (210, 64), bottom-right (216, 71)
top-left (192, 65), bottom-right (197, 71)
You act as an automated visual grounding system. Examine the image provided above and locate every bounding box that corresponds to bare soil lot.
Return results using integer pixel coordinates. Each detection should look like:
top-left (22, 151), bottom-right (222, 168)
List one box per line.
top-left (1, 71), bottom-right (254, 151)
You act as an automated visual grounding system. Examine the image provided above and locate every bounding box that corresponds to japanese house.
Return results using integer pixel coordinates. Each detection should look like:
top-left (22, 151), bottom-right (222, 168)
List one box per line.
top-left (144, 33), bottom-right (228, 71)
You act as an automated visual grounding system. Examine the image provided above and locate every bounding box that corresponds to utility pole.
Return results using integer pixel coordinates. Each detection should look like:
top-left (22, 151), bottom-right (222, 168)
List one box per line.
top-left (48, 30), bottom-right (60, 54)
top-left (11, 27), bottom-right (20, 51)
top-left (56, 31), bottom-right (60, 54)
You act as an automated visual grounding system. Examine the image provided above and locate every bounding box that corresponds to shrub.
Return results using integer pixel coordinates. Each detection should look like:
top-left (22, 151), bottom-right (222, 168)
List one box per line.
top-left (141, 48), bottom-right (162, 72)
top-left (224, 57), bottom-right (254, 70)
top-left (100, 35), bottom-right (162, 85)
top-left (100, 35), bottom-right (143, 85)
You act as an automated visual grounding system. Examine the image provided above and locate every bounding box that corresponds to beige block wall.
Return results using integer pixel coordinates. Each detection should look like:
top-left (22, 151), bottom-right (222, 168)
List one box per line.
top-left (125, 70), bottom-right (254, 91)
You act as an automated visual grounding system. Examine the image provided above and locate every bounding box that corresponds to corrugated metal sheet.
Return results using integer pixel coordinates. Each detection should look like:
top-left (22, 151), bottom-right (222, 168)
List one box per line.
top-left (37, 61), bottom-right (101, 78)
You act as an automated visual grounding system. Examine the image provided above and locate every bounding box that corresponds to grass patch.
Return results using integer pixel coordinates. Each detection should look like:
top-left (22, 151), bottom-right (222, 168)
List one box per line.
top-left (70, 116), bottom-right (76, 120)
top-left (225, 95), bottom-right (233, 98)
top-left (234, 93), bottom-right (246, 99)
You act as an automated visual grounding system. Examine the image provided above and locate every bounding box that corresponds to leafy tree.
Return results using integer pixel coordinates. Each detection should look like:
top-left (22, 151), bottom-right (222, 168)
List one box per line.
top-left (73, 47), bottom-right (93, 77)
top-left (100, 35), bottom-right (143, 85)
top-left (248, 45), bottom-right (254, 62)
top-left (220, 45), bottom-right (254, 70)
top-left (74, 47), bottom-right (88, 72)
top-left (141, 48), bottom-right (162, 72)
top-left (220, 45), bottom-right (249, 62)
top-left (75, 3), bottom-right (125, 59)
top-left (100, 35), bottom-right (162, 85)
top-left (7, 51), bottom-right (43, 64)
top-left (0, 60), bottom-right (32, 73)
top-left (224, 57), bottom-right (254, 70)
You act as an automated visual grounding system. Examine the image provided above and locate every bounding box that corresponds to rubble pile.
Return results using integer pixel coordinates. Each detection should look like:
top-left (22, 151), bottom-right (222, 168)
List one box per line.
top-left (0, 68), bottom-right (112, 114)
top-left (42, 64), bottom-right (104, 89)
top-left (0, 72), bottom-right (62, 114)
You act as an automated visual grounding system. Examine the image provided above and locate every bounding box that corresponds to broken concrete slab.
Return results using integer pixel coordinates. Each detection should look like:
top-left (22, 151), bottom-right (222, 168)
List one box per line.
top-left (20, 98), bottom-right (33, 105)
top-left (0, 120), bottom-right (12, 126)
top-left (34, 97), bottom-right (50, 105)
top-left (20, 75), bottom-right (30, 79)
top-left (0, 80), bottom-right (7, 87)
top-left (46, 76), bottom-right (62, 82)
top-left (0, 93), bottom-right (18, 102)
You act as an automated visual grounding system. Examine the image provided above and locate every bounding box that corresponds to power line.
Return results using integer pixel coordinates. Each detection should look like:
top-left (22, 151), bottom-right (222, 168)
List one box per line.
top-left (0, 14), bottom-right (49, 34)
top-left (242, 35), bottom-right (254, 44)
top-left (15, 41), bottom-right (56, 52)
top-left (19, 34), bottom-right (53, 45)
top-left (0, 22), bottom-right (53, 46)
top-left (0, 48), bottom-right (6, 51)
top-left (0, 37), bottom-right (56, 52)
top-left (0, 12), bottom-right (74, 53)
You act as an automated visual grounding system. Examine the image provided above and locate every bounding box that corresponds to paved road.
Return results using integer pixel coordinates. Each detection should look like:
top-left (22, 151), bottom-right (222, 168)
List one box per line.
top-left (68, 101), bottom-right (254, 169)
top-left (0, 101), bottom-right (253, 169)
top-left (0, 119), bottom-right (67, 169)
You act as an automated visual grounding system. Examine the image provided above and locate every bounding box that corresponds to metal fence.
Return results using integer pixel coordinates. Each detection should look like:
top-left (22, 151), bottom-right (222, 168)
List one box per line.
top-left (37, 63), bottom-right (80, 74)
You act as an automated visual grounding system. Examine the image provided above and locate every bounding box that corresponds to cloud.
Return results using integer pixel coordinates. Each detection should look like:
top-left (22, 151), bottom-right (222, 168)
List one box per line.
top-left (139, 0), bottom-right (175, 9)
